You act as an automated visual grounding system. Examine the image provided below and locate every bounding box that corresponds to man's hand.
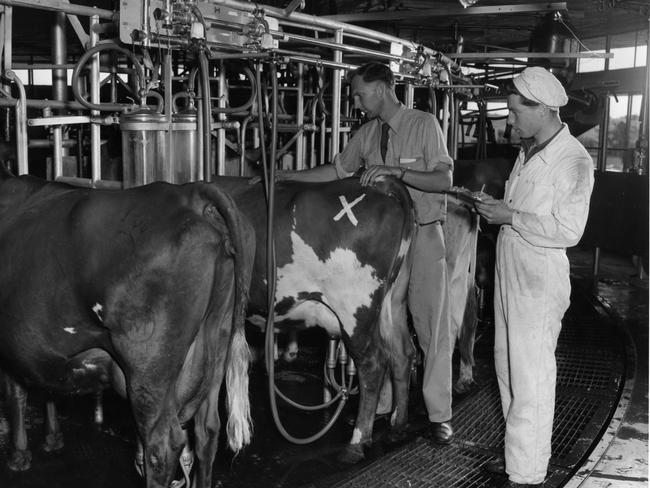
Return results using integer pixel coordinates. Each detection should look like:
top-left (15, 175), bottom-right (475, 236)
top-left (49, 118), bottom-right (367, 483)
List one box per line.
top-left (360, 165), bottom-right (402, 186)
top-left (475, 195), bottom-right (515, 225)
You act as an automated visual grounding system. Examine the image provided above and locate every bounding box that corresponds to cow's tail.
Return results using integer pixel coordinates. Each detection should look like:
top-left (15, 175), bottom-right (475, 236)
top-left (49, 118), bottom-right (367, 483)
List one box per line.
top-left (378, 176), bottom-right (417, 288)
top-left (197, 182), bottom-right (254, 452)
top-left (374, 177), bottom-right (417, 347)
top-left (458, 211), bottom-right (480, 368)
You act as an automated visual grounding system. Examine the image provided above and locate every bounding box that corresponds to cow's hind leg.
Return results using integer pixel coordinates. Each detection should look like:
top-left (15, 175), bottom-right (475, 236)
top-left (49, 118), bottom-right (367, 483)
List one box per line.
top-left (338, 346), bottom-right (388, 464)
top-left (5, 377), bottom-right (32, 471)
top-left (385, 263), bottom-right (415, 444)
top-left (42, 400), bottom-right (64, 452)
top-left (454, 284), bottom-right (479, 395)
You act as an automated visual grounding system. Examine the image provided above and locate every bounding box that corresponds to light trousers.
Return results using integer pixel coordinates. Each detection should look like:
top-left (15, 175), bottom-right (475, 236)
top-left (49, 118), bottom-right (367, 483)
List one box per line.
top-left (494, 227), bottom-right (570, 484)
top-left (409, 222), bottom-right (452, 422)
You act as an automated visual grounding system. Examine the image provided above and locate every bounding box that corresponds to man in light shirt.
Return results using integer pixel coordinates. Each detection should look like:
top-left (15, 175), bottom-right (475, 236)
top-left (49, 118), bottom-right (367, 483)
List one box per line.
top-left (476, 67), bottom-right (594, 488)
top-left (279, 62), bottom-right (456, 445)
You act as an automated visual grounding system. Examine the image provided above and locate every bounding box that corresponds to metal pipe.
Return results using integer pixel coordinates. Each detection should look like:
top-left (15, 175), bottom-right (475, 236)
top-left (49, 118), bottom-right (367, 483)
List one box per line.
top-left (216, 61), bottom-right (226, 175)
top-left (283, 55), bottom-right (356, 72)
top-left (51, 10), bottom-right (66, 178)
top-left (89, 14), bottom-right (101, 182)
top-left (0, 0), bottom-right (114, 20)
top-left (3, 70), bottom-right (27, 174)
top-left (405, 83), bottom-right (414, 109)
top-left (281, 32), bottom-right (417, 65)
top-left (0, 97), bottom-right (86, 110)
top-left (238, 115), bottom-right (252, 176)
top-left (140, 0), bottom-right (150, 47)
top-left (329, 29), bottom-right (343, 160)
top-left (295, 62), bottom-right (305, 169)
top-left (214, 0), bottom-right (460, 72)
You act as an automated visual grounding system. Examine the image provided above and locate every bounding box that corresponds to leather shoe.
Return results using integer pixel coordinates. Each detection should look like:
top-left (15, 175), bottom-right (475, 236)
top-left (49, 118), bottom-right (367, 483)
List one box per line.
top-left (429, 421), bottom-right (454, 445)
top-left (484, 458), bottom-right (505, 474)
top-left (502, 481), bottom-right (543, 487)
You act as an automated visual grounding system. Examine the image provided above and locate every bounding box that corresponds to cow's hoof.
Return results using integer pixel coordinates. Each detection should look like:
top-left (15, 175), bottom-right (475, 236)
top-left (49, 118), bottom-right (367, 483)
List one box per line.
top-left (8, 449), bottom-right (32, 471)
top-left (386, 428), bottom-right (409, 445)
top-left (43, 432), bottom-right (64, 452)
top-left (453, 379), bottom-right (476, 396)
top-left (337, 444), bottom-right (365, 464)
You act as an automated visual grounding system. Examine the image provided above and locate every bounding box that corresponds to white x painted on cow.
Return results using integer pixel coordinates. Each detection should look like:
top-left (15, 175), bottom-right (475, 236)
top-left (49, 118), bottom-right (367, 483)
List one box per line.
top-left (333, 194), bottom-right (366, 226)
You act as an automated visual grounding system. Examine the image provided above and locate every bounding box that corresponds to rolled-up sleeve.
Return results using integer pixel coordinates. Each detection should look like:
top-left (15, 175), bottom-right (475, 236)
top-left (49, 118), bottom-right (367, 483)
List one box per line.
top-left (512, 155), bottom-right (594, 248)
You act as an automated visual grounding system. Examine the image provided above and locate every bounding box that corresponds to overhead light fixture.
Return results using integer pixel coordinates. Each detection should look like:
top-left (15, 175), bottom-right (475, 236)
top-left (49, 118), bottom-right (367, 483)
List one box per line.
top-left (458, 0), bottom-right (480, 7)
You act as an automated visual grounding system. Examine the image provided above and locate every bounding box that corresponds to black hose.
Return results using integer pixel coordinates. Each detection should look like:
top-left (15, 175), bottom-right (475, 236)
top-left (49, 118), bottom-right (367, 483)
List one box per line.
top-left (261, 62), bottom-right (352, 444)
top-left (198, 50), bottom-right (212, 180)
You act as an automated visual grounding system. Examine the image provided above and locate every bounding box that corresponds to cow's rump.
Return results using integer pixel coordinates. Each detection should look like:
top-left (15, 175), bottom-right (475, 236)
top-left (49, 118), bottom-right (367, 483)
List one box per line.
top-left (214, 175), bottom-right (416, 462)
top-left (0, 173), bottom-right (254, 488)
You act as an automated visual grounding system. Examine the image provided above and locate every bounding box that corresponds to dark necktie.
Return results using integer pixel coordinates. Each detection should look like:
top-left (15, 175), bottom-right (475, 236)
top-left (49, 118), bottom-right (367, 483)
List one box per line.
top-left (380, 122), bottom-right (390, 163)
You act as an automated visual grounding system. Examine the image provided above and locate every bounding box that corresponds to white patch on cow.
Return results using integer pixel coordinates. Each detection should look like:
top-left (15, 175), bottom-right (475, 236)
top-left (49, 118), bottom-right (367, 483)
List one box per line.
top-left (63, 327), bottom-right (77, 334)
top-left (92, 303), bottom-right (104, 323)
top-left (397, 236), bottom-right (411, 259)
top-left (350, 428), bottom-right (363, 444)
top-left (390, 409), bottom-right (398, 426)
top-left (274, 231), bottom-right (381, 337)
top-left (333, 194), bottom-right (366, 226)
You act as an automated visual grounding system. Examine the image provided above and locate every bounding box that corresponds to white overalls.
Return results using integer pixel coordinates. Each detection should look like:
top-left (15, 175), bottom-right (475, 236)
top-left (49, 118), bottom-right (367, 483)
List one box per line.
top-left (494, 125), bottom-right (594, 484)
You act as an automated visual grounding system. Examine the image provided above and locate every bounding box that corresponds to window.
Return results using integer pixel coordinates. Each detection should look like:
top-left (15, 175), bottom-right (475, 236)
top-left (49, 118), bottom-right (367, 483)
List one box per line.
top-left (577, 30), bottom-right (647, 73)
top-left (605, 94), bottom-right (642, 172)
top-left (577, 36), bottom-right (607, 73)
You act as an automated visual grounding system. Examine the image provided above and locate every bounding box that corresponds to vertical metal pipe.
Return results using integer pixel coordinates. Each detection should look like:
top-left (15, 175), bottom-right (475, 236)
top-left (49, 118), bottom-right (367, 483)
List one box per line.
top-left (89, 14), bottom-right (101, 182)
top-left (198, 51), bottom-right (212, 180)
top-left (329, 29), bottom-right (343, 161)
top-left (51, 11), bottom-right (66, 178)
top-left (1, 6), bottom-right (13, 147)
top-left (597, 95), bottom-right (609, 172)
top-left (441, 91), bottom-right (450, 143)
top-left (4, 71), bottom-right (27, 174)
top-left (163, 51), bottom-right (173, 182)
top-left (216, 61), bottom-right (226, 175)
top-left (405, 83), bottom-right (414, 109)
top-left (295, 62), bottom-right (305, 169)
top-left (449, 94), bottom-right (459, 160)
top-left (140, 0), bottom-right (150, 48)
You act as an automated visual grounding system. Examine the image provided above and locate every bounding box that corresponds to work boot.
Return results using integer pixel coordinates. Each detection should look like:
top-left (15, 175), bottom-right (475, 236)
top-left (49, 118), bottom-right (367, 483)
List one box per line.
top-left (501, 481), bottom-right (543, 488)
top-left (429, 421), bottom-right (454, 445)
top-left (484, 457), bottom-right (505, 474)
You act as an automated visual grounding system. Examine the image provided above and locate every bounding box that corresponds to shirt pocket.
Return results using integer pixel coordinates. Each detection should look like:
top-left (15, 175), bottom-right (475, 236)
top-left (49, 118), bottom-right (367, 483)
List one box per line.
top-left (398, 155), bottom-right (424, 170)
top-left (515, 178), bottom-right (554, 214)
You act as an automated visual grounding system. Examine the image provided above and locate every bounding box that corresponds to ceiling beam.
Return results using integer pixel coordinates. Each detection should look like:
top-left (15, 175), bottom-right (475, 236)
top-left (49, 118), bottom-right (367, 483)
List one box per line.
top-left (322, 2), bottom-right (568, 23)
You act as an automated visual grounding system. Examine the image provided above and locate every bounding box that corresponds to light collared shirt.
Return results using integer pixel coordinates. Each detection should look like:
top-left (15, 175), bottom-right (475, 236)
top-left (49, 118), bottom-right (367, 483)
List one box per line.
top-left (334, 105), bottom-right (453, 224)
top-left (505, 124), bottom-right (594, 248)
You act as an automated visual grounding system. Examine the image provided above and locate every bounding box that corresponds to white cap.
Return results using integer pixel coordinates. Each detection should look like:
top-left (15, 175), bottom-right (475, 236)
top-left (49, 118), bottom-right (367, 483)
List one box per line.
top-left (513, 67), bottom-right (568, 109)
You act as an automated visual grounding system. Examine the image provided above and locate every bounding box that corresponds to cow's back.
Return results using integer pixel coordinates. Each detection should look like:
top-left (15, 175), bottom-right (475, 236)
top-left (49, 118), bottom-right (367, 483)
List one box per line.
top-left (0, 179), bottom-right (238, 391)
top-left (213, 176), bottom-right (415, 339)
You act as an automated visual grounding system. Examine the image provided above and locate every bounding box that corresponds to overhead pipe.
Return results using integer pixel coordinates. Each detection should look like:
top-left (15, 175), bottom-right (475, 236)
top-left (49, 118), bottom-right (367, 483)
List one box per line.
top-left (0, 0), bottom-right (114, 20)
top-left (213, 0), bottom-right (461, 73)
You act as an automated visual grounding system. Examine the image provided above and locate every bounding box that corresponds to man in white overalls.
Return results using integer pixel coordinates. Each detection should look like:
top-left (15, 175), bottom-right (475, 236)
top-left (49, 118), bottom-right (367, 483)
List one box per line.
top-left (475, 67), bottom-right (594, 488)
